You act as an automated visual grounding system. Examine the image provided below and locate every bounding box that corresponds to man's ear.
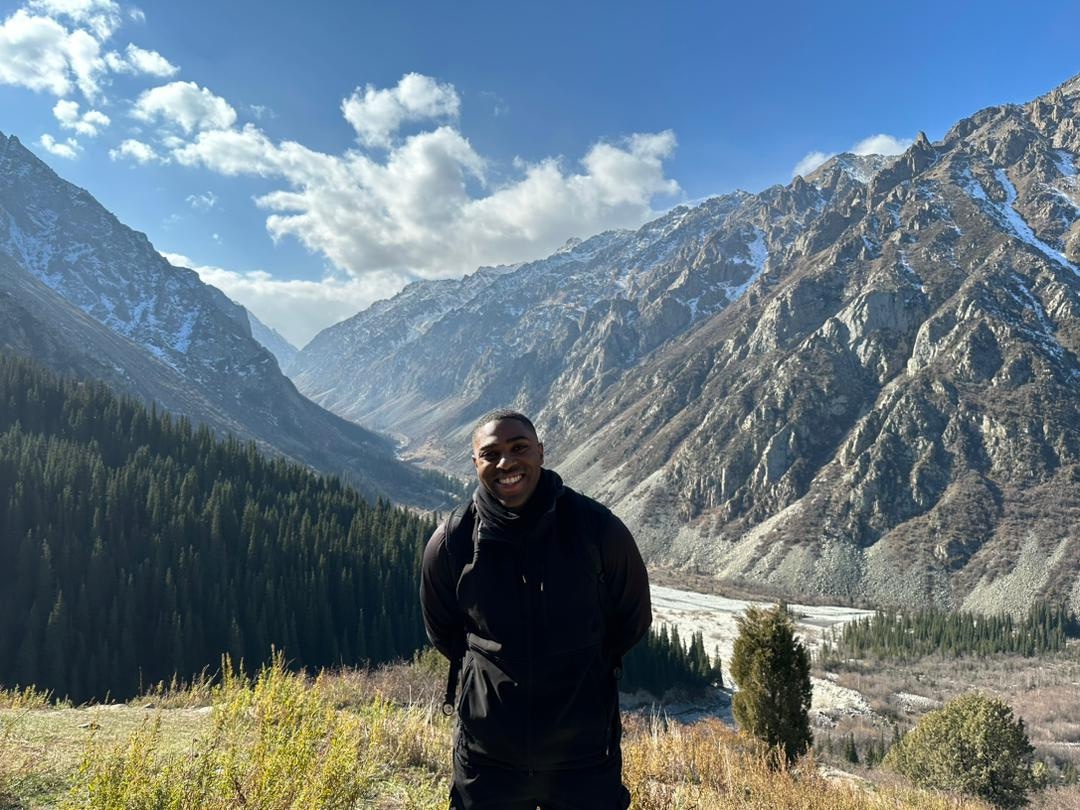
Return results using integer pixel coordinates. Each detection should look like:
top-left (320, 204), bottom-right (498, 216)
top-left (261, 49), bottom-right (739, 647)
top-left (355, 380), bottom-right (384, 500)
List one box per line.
top-left (472, 454), bottom-right (479, 471)
top-left (538, 442), bottom-right (544, 466)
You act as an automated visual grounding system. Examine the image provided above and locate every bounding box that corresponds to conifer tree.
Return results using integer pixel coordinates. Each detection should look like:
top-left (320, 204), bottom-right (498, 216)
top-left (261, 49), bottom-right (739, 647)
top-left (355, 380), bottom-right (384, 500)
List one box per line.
top-left (730, 604), bottom-right (813, 764)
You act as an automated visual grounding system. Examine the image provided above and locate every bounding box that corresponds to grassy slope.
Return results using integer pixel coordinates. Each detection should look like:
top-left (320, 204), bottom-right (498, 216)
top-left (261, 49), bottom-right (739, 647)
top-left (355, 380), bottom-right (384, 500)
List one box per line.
top-left (0, 655), bottom-right (1000, 810)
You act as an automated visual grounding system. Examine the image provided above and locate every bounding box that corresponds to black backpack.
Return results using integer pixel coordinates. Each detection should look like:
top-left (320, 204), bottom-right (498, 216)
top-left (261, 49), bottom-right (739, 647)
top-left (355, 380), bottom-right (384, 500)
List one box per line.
top-left (439, 493), bottom-right (615, 715)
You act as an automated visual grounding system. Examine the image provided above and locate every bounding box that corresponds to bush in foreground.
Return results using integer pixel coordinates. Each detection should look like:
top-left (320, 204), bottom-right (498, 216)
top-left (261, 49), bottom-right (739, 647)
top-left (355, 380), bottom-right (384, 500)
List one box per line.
top-left (885, 692), bottom-right (1037, 808)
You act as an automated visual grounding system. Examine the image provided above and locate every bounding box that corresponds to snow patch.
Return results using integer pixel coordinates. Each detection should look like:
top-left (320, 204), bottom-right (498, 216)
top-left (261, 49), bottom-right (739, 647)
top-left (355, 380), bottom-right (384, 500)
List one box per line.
top-left (719, 228), bottom-right (768, 302)
top-left (898, 251), bottom-right (926, 293)
top-left (1056, 149), bottom-right (1078, 181)
top-left (962, 167), bottom-right (1079, 277)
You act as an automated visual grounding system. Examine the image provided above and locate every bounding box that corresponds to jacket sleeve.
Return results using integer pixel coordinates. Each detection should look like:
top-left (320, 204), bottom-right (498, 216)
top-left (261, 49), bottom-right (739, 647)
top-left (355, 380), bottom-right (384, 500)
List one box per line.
top-left (600, 512), bottom-right (652, 659)
top-left (419, 523), bottom-right (465, 661)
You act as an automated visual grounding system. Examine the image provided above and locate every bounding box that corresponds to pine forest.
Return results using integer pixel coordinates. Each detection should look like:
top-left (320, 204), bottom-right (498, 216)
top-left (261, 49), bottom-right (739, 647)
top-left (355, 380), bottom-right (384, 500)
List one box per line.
top-left (0, 352), bottom-right (433, 702)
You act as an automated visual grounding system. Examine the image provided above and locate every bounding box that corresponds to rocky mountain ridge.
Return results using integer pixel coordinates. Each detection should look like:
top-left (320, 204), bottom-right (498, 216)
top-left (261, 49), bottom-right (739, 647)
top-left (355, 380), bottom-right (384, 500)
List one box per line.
top-left (291, 75), bottom-right (1080, 612)
top-left (0, 132), bottom-right (455, 508)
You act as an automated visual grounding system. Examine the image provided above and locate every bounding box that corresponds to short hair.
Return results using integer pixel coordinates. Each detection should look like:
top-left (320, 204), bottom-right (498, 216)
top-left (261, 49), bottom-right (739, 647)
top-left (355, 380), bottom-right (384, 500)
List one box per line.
top-left (471, 409), bottom-right (538, 442)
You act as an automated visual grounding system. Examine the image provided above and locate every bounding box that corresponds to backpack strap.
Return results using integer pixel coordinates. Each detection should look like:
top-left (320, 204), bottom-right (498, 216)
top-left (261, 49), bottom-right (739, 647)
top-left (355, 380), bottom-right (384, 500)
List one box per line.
top-left (440, 499), bottom-right (475, 716)
top-left (564, 494), bottom-right (622, 679)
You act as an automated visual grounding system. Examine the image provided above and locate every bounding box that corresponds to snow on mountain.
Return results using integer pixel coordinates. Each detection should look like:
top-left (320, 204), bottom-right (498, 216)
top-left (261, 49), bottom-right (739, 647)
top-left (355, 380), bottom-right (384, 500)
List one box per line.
top-left (0, 131), bottom-right (456, 508)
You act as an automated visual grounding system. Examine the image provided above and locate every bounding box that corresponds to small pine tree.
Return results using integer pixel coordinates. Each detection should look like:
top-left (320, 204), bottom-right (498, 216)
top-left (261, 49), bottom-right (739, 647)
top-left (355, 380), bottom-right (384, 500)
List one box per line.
top-left (729, 604), bottom-right (813, 764)
top-left (844, 733), bottom-right (860, 765)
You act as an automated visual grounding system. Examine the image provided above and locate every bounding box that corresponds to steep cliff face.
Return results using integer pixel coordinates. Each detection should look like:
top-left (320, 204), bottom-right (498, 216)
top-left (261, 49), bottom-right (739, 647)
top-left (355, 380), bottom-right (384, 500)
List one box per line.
top-left (556, 78), bottom-right (1080, 613)
top-left (0, 133), bottom-right (456, 508)
top-left (291, 76), bottom-right (1080, 611)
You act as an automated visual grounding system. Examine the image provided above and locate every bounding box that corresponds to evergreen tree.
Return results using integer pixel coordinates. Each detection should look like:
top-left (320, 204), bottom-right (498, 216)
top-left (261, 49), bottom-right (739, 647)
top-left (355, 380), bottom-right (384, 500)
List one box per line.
top-left (729, 604), bottom-right (813, 764)
top-left (844, 733), bottom-right (860, 765)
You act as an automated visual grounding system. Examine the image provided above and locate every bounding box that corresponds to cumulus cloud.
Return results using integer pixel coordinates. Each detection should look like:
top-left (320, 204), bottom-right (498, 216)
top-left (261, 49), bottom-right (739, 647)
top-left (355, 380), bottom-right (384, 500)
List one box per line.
top-left (162, 252), bottom-right (398, 347)
top-left (106, 42), bottom-right (178, 76)
top-left (28, 0), bottom-right (120, 39)
top-left (172, 114), bottom-right (679, 281)
top-left (0, 8), bottom-right (108, 98)
top-left (39, 132), bottom-right (81, 158)
top-left (341, 72), bottom-right (460, 148)
top-left (792, 132), bottom-right (914, 178)
top-left (53, 98), bottom-right (109, 135)
top-left (109, 137), bottom-right (159, 163)
top-left (133, 81), bottom-right (237, 134)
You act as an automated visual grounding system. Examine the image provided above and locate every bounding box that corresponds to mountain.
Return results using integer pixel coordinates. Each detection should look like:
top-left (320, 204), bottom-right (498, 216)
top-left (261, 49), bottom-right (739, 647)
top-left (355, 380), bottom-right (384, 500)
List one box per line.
top-left (0, 132), bottom-right (456, 509)
top-left (247, 310), bottom-right (298, 370)
top-left (291, 75), bottom-right (1080, 612)
top-left (289, 193), bottom-right (794, 469)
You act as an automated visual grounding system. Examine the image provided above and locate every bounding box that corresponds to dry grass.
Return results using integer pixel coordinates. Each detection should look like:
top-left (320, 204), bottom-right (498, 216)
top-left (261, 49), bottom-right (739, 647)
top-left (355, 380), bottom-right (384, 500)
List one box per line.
top-left (1, 652), bottom-right (1063, 809)
top-left (622, 714), bottom-right (986, 809)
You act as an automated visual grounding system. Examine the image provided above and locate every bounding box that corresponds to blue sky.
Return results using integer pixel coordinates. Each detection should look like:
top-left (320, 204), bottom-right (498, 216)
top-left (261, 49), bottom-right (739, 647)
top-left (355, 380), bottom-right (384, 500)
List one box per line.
top-left (2, 0), bottom-right (1078, 346)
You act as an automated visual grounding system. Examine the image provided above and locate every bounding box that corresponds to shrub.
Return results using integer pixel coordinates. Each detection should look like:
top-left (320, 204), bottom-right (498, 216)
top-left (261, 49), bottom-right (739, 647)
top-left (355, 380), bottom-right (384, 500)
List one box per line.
top-left (885, 692), bottom-right (1037, 808)
top-left (729, 604), bottom-right (813, 764)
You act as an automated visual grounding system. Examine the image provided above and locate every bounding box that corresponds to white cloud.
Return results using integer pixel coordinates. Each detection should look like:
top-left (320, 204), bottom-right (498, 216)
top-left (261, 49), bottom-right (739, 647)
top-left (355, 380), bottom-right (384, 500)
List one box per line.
top-left (341, 72), bottom-right (460, 148)
top-left (109, 137), bottom-right (159, 163)
top-left (38, 132), bottom-right (81, 158)
top-left (792, 150), bottom-right (833, 178)
top-left (172, 123), bottom-right (286, 176)
top-left (52, 98), bottom-right (109, 135)
top-left (186, 191), bottom-right (218, 211)
top-left (792, 132), bottom-right (914, 177)
top-left (168, 84), bottom-right (679, 287)
top-left (162, 252), bottom-right (397, 347)
top-left (133, 81), bottom-right (237, 133)
top-left (105, 42), bottom-right (177, 76)
top-left (172, 120), bottom-right (679, 282)
top-left (124, 43), bottom-right (176, 76)
top-left (852, 133), bottom-right (913, 156)
top-left (28, 0), bottom-right (120, 39)
top-left (0, 9), bottom-right (107, 97)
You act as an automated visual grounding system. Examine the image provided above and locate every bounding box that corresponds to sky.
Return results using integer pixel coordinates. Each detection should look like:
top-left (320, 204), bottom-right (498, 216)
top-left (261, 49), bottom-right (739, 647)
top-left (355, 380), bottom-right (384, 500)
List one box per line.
top-left (1, 0), bottom-right (1079, 347)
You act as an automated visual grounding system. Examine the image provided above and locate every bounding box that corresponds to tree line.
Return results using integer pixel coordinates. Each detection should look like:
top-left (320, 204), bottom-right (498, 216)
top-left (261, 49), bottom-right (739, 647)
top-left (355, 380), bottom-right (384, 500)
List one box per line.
top-left (621, 624), bottom-right (721, 695)
top-left (818, 601), bottom-right (1078, 664)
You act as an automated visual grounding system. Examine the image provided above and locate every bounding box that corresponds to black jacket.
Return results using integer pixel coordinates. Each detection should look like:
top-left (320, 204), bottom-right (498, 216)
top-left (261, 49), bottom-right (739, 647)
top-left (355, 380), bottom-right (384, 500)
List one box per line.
top-left (420, 483), bottom-right (651, 771)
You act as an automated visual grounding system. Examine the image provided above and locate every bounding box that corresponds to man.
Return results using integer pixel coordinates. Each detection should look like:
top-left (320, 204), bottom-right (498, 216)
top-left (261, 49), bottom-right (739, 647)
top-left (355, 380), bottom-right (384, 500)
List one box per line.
top-left (420, 409), bottom-right (652, 810)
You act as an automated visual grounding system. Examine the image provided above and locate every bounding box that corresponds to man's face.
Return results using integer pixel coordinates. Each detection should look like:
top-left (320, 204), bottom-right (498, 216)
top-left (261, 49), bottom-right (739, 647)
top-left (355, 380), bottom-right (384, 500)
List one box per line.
top-left (472, 418), bottom-right (545, 510)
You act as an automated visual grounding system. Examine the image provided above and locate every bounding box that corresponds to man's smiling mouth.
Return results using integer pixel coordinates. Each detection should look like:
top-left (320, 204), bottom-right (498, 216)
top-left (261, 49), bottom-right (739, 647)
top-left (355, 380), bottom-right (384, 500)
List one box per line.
top-left (497, 473), bottom-right (524, 486)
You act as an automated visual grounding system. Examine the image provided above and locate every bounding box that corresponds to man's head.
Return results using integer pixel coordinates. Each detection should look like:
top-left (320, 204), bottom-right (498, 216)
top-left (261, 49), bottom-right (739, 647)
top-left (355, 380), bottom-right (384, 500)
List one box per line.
top-left (471, 409), bottom-right (544, 510)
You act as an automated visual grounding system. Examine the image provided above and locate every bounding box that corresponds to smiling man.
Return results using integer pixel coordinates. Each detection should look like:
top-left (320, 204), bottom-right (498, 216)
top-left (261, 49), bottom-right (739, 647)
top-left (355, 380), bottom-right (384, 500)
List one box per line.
top-left (420, 409), bottom-right (651, 810)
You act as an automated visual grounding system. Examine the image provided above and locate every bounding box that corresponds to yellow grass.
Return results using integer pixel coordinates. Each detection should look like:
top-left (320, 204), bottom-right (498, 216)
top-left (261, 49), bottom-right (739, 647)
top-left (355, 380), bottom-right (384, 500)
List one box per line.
top-left (1, 655), bottom-right (996, 809)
